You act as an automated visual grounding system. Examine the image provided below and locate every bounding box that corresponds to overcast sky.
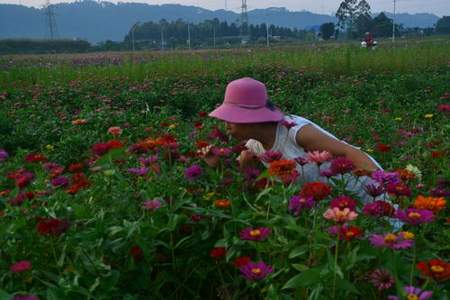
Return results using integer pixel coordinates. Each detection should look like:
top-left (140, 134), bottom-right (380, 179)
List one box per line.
top-left (2, 0), bottom-right (449, 16)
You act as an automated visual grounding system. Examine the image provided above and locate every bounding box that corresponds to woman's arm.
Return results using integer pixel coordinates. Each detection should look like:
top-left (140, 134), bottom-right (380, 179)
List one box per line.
top-left (295, 125), bottom-right (379, 172)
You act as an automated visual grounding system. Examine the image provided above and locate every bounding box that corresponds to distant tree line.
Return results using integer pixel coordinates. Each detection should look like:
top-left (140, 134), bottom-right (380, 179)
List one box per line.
top-left (122, 18), bottom-right (317, 49)
top-left (0, 39), bottom-right (90, 54)
top-left (317, 0), bottom-right (449, 40)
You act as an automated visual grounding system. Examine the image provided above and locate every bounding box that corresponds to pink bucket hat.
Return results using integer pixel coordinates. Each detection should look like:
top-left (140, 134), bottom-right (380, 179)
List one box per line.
top-left (209, 77), bottom-right (284, 123)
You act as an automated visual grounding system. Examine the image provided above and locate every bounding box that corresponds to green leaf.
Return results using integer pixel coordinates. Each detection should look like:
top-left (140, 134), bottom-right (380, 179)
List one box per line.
top-left (288, 245), bottom-right (309, 259)
top-left (335, 278), bottom-right (361, 295)
top-left (0, 289), bottom-right (11, 300)
top-left (283, 268), bottom-right (322, 290)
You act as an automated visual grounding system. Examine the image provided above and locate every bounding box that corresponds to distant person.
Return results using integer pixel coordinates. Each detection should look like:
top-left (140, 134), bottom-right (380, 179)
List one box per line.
top-left (202, 77), bottom-right (385, 203)
top-left (364, 32), bottom-right (374, 47)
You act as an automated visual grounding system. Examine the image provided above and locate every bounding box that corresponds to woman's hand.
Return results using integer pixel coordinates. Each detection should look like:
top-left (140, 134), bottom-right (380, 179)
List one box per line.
top-left (198, 145), bottom-right (220, 168)
top-left (238, 150), bottom-right (259, 170)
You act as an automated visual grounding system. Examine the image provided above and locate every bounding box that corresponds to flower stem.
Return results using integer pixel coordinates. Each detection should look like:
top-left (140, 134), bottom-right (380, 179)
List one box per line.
top-left (409, 244), bottom-right (416, 285)
top-left (332, 236), bottom-right (340, 299)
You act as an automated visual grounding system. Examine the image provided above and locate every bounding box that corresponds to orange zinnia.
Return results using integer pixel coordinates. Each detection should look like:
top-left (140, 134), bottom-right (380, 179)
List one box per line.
top-left (214, 199), bottom-right (231, 209)
top-left (395, 168), bottom-right (416, 181)
top-left (268, 159), bottom-right (296, 177)
top-left (413, 195), bottom-right (446, 213)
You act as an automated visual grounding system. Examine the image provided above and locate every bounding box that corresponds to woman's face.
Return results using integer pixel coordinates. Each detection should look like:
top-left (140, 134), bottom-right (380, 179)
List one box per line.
top-left (225, 122), bottom-right (252, 141)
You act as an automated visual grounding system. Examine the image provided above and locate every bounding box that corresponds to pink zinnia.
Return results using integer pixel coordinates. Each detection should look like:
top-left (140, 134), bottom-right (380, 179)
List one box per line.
top-left (306, 150), bottom-right (332, 165)
top-left (369, 232), bottom-right (414, 250)
top-left (143, 199), bottom-right (162, 211)
top-left (10, 260), bottom-right (32, 273)
top-left (394, 208), bottom-right (434, 225)
top-left (367, 269), bottom-right (395, 291)
top-left (240, 261), bottom-right (273, 281)
top-left (240, 227), bottom-right (271, 241)
top-left (107, 126), bottom-right (123, 136)
top-left (323, 207), bottom-right (358, 223)
top-left (330, 195), bottom-right (357, 211)
top-left (330, 156), bottom-right (355, 174)
top-left (260, 150), bottom-right (283, 163)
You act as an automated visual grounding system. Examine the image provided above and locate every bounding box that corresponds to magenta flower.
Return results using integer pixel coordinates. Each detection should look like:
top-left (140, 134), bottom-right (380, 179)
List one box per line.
top-left (363, 200), bottom-right (394, 217)
top-left (372, 170), bottom-right (401, 185)
top-left (0, 149), bottom-right (9, 162)
top-left (330, 195), bottom-right (357, 211)
top-left (211, 147), bottom-right (232, 157)
top-left (260, 150), bottom-right (283, 163)
top-left (320, 168), bottom-right (336, 178)
top-left (184, 164), bottom-right (202, 181)
top-left (364, 183), bottom-right (385, 197)
top-left (388, 286), bottom-right (433, 300)
top-left (139, 155), bottom-right (158, 166)
top-left (289, 195), bottom-right (314, 216)
top-left (143, 199), bottom-right (162, 211)
top-left (240, 261), bottom-right (273, 281)
top-left (330, 156), bottom-right (355, 174)
top-left (128, 167), bottom-right (149, 176)
top-left (367, 269), bottom-right (395, 291)
top-left (240, 227), bottom-right (271, 241)
top-left (394, 208), bottom-right (434, 225)
top-left (10, 260), bottom-right (32, 273)
top-left (369, 232), bottom-right (414, 250)
top-left (281, 120), bottom-right (296, 129)
top-left (294, 156), bottom-right (308, 166)
top-left (243, 167), bottom-right (261, 182)
top-left (51, 176), bottom-right (69, 188)
top-left (208, 127), bottom-right (228, 143)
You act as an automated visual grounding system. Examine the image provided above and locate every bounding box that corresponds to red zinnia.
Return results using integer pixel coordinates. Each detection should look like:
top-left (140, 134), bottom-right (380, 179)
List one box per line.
top-left (417, 259), bottom-right (450, 281)
top-left (376, 143), bottom-right (391, 153)
top-left (25, 153), bottom-right (47, 163)
top-left (234, 256), bottom-right (251, 268)
top-left (10, 260), bottom-right (32, 273)
top-left (210, 247), bottom-right (226, 260)
top-left (300, 182), bottom-right (332, 201)
top-left (129, 245), bottom-right (144, 262)
top-left (36, 218), bottom-right (70, 236)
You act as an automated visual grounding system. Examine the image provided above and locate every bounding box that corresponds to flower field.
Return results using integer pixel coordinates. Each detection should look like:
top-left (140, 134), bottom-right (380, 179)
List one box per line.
top-left (0, 41), bottom-right (449, 299)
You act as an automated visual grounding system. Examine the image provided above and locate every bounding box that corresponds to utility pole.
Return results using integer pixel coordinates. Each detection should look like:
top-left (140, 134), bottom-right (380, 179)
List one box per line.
top-left (225, 0), bottom-right (227, 10)
top-left (213, 25), bottom-right (216, 48)
top-left (392, 0), bottom-right (396, 42)
top-left (161, 25), bottom-right (165, 51)
top-left (240, 0), bottom-right (249, 45)
top-left (187, 23), bottom-right (191, 50)
top-left (131, 23), bottom-right (138, 52)
top-left (44, 0), bottom-right (58, 40)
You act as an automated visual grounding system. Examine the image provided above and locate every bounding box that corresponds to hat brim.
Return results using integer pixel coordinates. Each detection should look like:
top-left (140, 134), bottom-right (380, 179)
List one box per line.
top-left (209, 103), bottom-right (284, 123)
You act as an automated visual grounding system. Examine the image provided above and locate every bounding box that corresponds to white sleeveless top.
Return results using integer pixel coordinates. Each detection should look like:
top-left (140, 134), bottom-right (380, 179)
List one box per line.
top-left (245, 115), bottom-right (383, 204)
